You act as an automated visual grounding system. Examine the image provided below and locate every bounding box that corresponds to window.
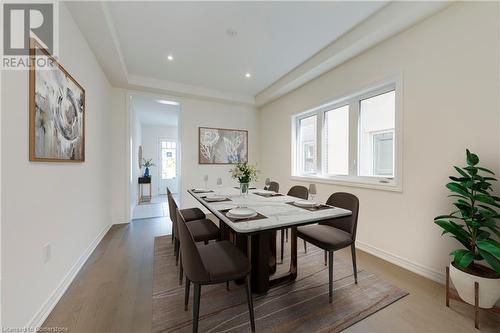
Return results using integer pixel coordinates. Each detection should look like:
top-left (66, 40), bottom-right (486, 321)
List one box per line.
top-left (373, 131), bottom-right (394, 176)
top-left (297, 115), bottom-right (317, 175)
top-left (292, 80), bottom-right (400, 190)
top-left (359, 91), bottom-right (395, 177)
top-left (324, 105), bottom-right (349, 176)
top-left (160, 140), bottom-right (176, 179)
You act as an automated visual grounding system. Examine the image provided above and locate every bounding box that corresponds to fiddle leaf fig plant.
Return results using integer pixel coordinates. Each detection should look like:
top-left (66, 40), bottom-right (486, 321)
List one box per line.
top-left (434, 149), bottom-right (500, 274)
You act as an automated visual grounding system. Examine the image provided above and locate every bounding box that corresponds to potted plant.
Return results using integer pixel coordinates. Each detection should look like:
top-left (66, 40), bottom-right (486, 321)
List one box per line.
top-left (434, 149), bottom-right (500, 308)
top-left (230, 162), bottom-right (258, 197)
top-left (141, 158), bottom-right (155, 178)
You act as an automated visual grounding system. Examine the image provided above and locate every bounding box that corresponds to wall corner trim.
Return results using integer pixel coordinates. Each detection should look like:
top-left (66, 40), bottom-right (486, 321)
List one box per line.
top-left (26, 223), bottom-right (112, 329)
top-left (356, 240), bottom-right (445, 284)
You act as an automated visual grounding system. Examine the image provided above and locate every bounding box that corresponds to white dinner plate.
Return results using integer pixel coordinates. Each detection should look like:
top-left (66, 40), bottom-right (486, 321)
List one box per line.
top-left (253, 189), bottom-right (275, 195)
top-left (293, 200), bottom-right (319, 208)
top-left (227, 211), bottom-right (258, 219)
top-left (204, 195), bottom-right (227, 202)
top-left (193, 188), bottom-right (211, 193)
top-left (228, 207), bottom-right (257, 218)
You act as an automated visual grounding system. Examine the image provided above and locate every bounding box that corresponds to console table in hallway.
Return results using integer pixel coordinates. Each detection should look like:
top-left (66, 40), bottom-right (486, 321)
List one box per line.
top-left (138, 176), bottom-right (152, 204)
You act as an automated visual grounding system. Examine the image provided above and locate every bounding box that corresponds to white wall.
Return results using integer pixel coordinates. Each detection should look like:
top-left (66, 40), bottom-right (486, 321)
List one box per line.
top-left (259, 2), bottom-right (499, 282)
top-left (179, 99), bottom-right (260, 208)
top-left (110, 90), bottom-right (128, 224)
top-left (141, 124), bottom-right (178, 196)
top-left (131, 106), bottom-right (142, 211)
top-left (1, 3), bottom-right (113, 327)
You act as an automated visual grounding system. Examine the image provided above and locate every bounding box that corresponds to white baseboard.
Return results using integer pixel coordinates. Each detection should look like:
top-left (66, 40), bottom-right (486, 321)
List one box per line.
top-left (27, 223), bottom-right (112, 329)
top-left (356, 240), bottom-right (445, 284)
top-left (115, 217), bottom-right (129, 224)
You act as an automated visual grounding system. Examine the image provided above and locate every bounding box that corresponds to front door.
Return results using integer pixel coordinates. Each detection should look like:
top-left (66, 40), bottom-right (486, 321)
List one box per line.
top-left (158, 139), bottom-right (177, 194)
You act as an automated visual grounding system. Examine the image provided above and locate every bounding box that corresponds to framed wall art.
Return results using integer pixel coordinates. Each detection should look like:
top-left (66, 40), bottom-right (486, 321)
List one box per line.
top-left (29, 38), bottom-right (85, 162)
top-left (199, 127), bottom-right (248, 164)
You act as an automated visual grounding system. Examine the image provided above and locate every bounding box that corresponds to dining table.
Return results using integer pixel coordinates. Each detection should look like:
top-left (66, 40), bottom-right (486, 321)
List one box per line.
top-left (188, 187), bottom-right (352, 294)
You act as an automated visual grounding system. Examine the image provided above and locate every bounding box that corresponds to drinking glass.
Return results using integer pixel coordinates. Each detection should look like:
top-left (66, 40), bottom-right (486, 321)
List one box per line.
top-left (203, 174), bottom-right (209, 189)
top-left (216, 177), bottom-right (222, 194)
top-left (309, 183), bottom-right (317, 202)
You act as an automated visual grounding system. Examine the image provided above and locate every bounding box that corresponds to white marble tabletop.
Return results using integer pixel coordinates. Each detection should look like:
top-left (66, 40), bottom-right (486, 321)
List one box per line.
top-left (188, 187), bottom-right (352, 234)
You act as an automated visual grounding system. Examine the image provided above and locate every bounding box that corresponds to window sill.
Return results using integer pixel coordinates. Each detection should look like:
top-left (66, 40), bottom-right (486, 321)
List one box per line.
top-left (290, 175), bottom-right (402, 193)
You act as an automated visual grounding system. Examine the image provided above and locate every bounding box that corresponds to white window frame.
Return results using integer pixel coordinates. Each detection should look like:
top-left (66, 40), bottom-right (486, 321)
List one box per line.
top-left (291, 76), bottom-right (403, 192)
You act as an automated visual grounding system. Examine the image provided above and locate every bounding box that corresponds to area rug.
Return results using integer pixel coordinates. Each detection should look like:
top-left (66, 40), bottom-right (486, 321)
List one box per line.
top-left (152, 235), bottom-right (408, 332)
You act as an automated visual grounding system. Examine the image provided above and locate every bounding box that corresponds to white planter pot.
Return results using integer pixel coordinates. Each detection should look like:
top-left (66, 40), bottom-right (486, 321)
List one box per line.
top-left (449, 263), bottom-right (500, 308)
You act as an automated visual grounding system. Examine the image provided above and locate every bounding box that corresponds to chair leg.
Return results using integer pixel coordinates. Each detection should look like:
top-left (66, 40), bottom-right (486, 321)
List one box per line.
top-left (175, 239), bottom-right (180, 266)
top-left (193, 284), bottom-right (201, 333)
top-left (245, 275), bottom-right (256, 332)
top-left (351, 243), bottom-right (358, 284)
top-left (303, 240), bottom-right (307, 253)
top-left (285, 228), bottom-right (288, 242)
top-left (324, 250), bottom-right (327, 266)
top-left (179, 252), bottom-right (183, 285)
top-left (226, 281), bottom-right (230, 291)
top-left (328, 251), bottom-right (334, 303)
top-left (184, 277), bottom-right (190, 311)
top-left (280, 229), bottom-right (284, 262)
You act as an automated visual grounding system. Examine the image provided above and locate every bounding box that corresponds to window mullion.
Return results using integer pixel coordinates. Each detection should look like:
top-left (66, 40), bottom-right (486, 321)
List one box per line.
top-left (349, 100), bottom-right (359, 177)
top-left (316, 111), bottom-right (323, 176)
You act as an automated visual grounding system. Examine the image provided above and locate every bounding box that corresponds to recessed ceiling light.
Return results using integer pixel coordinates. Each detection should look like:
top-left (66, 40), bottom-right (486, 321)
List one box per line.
top-left (167, 54), bottom-right (174, 61)
top-left (156, 99), bottom-right (179, 106)
top-left (245, 72), bottom-right (251, 78)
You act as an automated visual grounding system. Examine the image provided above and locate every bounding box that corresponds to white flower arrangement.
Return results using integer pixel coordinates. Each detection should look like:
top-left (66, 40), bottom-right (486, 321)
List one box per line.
top-left (230, 162), bottom-right (259, 183)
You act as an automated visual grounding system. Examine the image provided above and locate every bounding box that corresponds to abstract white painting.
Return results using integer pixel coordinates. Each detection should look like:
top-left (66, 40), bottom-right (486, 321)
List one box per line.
top-left (30, 44), bottom-right (85, 162)
top-left (199, 127), bottom-right (248, 164)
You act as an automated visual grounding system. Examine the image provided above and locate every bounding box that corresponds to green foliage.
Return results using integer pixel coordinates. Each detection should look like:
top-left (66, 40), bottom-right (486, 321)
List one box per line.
top-left (230, 162), bottom-right (259, 183)
top-left (434, 149), bottom-right (500, 274)
top-left (141, 158), bottom-right (155, 168)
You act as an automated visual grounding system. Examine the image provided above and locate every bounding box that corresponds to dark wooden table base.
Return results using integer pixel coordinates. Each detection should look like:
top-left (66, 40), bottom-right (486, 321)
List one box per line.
top-left (219, 220), bottom-right (298, 294)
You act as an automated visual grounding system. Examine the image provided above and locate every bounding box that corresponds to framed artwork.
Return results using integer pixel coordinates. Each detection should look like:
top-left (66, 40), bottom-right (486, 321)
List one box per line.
top-left (138, 145), bottom-right (143, 168)
top-left (29, 38), bottom-right (85, 162)
top-left (199, 127), bottom-right (248, 164)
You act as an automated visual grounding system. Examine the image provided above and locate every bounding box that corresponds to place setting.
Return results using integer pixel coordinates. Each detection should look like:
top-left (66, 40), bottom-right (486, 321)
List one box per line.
top-left (201, 194), bottom-right (232, 203)
top-left (286, 199), bottom-right (335, 212)
top-left (285, 184), bottom-right (335, 211)
top-left (219, 206), bottom-right (267, 223)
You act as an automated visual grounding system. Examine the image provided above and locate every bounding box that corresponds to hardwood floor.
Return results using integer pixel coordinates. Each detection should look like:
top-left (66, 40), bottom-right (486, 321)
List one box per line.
top-left (43, 217), bottom-right (499, 332)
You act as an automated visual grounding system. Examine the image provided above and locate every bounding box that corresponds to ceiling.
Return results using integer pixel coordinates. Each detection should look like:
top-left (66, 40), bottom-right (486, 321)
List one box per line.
top-left (105, 1), bottom-right (386, 96)
top-left (67, 1), bottom-right (449, 105)
top-left (131, 95), bottom-right (179, 127)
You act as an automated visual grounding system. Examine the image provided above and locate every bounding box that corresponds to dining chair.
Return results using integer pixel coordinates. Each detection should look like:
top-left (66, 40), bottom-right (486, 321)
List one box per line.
top-left (268, 181), bottom-right (279, 193)
top-left (176, 209), bottom-right (255, 333)
top-left (296, 192), bottom-right (359, 303)
top-left (280, 185), bottom-right (309, 261)
top-left (167, 187), bottom-right (206, 244)
top-left (167, 190), bottom-right (219, 285)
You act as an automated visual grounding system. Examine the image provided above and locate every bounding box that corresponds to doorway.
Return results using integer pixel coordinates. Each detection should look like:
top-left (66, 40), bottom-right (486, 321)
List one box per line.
top-left (158, 138), bottom-right (178, 195)
top-left (128, 94), bottom-right (181, 220)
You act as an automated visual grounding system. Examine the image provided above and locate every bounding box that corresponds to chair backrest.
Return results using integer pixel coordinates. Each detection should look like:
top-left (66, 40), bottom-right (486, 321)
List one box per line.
top-left (287, 185), bottom-right (308, 200)
top-left (167, 188), bottom-right (179, 236)
top-left (324, 192), bottom-right (359, 240)
top-left (176, 209), bottom-right (210, 283)
top-left (268, 181), bottom-right (279, 193)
